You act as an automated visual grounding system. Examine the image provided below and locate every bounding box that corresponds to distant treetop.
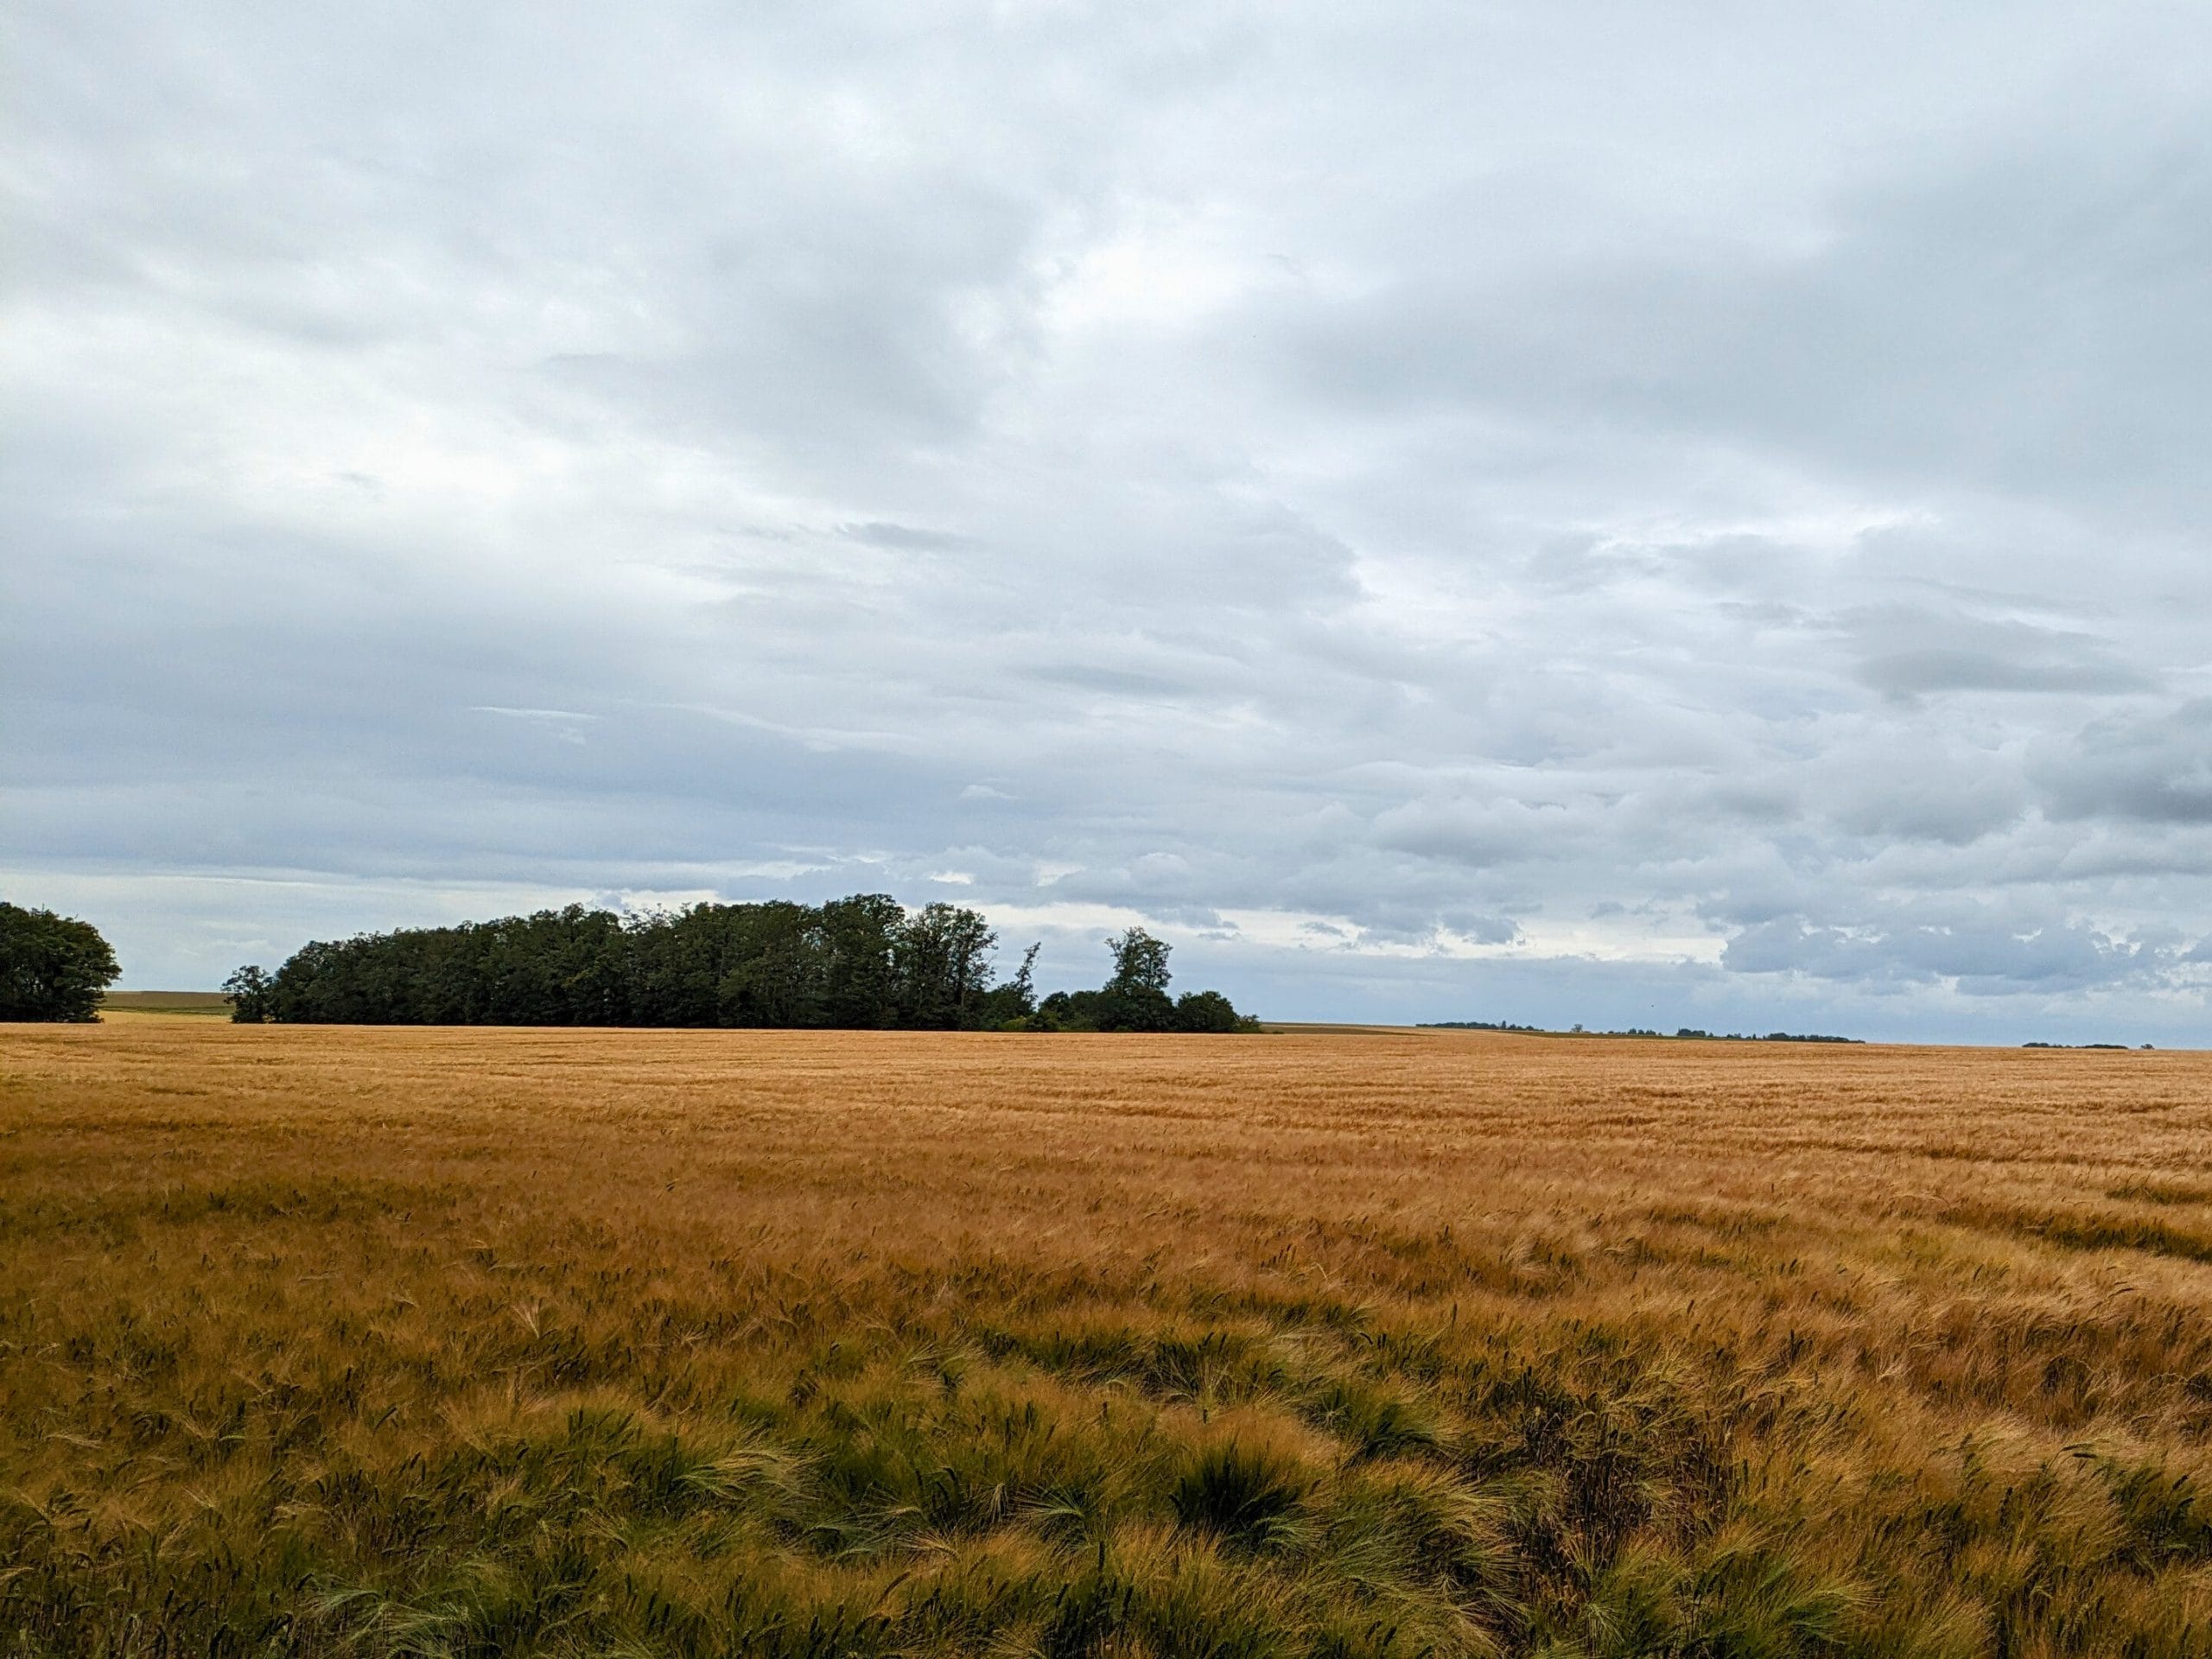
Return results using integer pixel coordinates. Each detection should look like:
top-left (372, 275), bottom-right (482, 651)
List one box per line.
top-left (1418, 1019), bottom-right (1862, 1044)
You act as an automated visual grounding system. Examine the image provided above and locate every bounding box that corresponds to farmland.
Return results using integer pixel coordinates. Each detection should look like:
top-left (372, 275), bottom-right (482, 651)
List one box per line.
top-left (6, 1020), bottom-right (2212, 1656)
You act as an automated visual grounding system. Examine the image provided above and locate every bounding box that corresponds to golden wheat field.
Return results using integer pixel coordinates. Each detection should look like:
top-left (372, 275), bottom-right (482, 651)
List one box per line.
top-left (7, 1019), bottom-right (2212, 1657)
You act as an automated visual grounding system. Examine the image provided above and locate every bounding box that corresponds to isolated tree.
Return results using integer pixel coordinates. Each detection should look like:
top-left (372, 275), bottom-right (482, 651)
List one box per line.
top-left (0, 903), bottom-right (120, 1022)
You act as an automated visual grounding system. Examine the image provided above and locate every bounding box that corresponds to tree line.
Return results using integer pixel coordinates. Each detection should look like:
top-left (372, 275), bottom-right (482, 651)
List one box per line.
top-left (224, 896), bottom-right (1256, 1032)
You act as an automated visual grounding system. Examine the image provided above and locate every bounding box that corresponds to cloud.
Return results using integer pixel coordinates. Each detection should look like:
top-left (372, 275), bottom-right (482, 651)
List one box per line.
top-left (2033, 702), bottom-right (2212, 826)
top-left (1370, 798), bottom-right (1586, 868)
top-left (3, 0), bottom-right (2210, 1042)
top-left (1840, 607), bottom-right (2157, 701)
top-left (842, 522), bottom-right (976, 553)
top-left (1722, 913), bottom-right (2159, 994)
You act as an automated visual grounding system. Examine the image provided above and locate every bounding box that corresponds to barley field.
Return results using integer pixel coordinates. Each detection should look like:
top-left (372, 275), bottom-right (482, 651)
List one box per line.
top-left (6, 1020), bottom-right (2212, 1656)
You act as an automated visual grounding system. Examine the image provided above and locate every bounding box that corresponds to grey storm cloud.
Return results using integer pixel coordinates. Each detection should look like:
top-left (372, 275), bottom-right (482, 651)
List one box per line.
top-left (2034, 702), bottom-right (2212, 826)
top-left (5, 0), bottom-right (2212, 1043)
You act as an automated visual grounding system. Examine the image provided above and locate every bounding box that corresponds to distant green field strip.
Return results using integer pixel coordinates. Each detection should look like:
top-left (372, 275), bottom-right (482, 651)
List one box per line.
top-left (99, 990), bottom-right (233, 1015)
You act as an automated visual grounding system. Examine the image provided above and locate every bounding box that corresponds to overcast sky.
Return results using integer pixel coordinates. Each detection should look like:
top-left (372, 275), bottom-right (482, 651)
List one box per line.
top-left (6, 3), bottom-right (2211, 1040)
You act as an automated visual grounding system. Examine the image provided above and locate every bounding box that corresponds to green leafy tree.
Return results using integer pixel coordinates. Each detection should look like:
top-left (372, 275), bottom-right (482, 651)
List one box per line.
top-left (223, 965), bottom-right (273, 1022)
top-left (818, 894), bottom-right (905, 1027)
top-left (1032, 988), bottom-right (1104, 1031)
top-left (1173, 989), bottom-right (1246, 1033)
top-left (980, 942), bottom-right (1040, 1027)
top-left (893, 903), bottom-right (998, 1028)
top-left (0, 903), bottom-right (120, 1022)
top-left (709, 902), bottom-right (824, 1027)
top-left (1098, 926), bottom-right (1177, 1033)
